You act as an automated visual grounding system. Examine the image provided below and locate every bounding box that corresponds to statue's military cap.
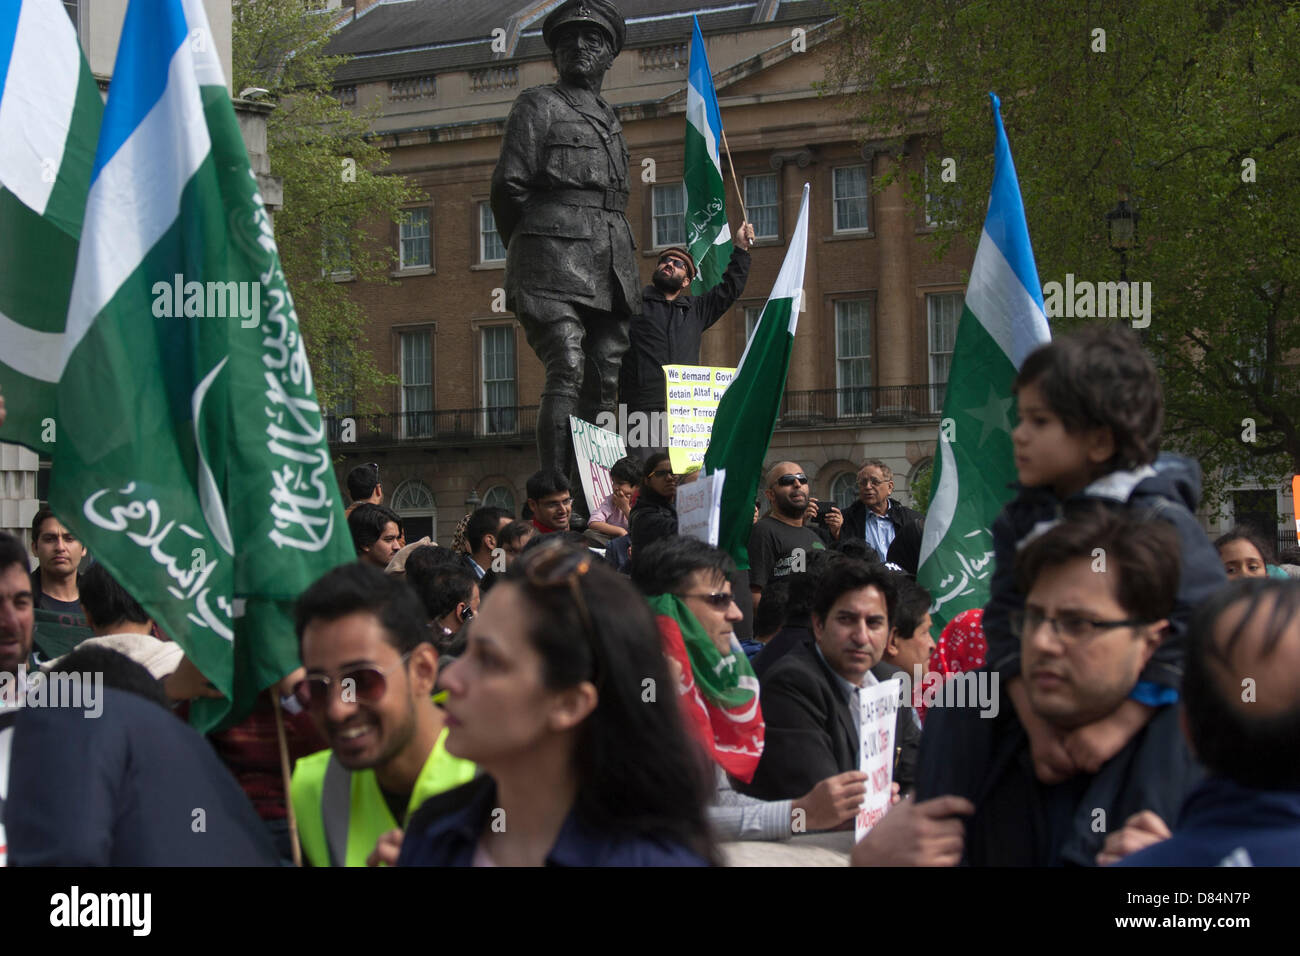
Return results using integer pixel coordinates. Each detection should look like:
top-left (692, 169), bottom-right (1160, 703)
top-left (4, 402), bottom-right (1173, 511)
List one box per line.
top-left (542, 0), bottom-right (626, 55)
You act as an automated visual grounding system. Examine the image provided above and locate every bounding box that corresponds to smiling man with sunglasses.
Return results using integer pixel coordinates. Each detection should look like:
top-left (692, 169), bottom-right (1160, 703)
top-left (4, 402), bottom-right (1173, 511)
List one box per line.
top-left (289, 564), bottom-right (475, 866)
top-left (747, 461), bottom-right (827, 608)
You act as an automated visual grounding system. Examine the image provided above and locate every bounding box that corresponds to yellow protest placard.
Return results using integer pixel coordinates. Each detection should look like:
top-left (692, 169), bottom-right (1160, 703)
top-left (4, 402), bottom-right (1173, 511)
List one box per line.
top-left (664, 364), bottom-right (734, 474)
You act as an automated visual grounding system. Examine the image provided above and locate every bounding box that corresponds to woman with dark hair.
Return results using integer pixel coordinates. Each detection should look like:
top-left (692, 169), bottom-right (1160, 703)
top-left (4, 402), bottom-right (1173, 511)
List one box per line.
top-left (397, 538), bottom-right (717, 866)
top-left (1215, 527), bottom-right (1284, 580)
top-left (628, 450), bottom-right (678, 555)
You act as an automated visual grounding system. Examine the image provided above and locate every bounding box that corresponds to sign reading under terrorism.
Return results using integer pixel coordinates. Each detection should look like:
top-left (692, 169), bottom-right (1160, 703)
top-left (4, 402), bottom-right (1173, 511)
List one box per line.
top-left (664, 364), bottom-right (734, 474)
top-left (570, 416), bottom-right (629, 517)
top-left (855, 678), bottom-right (900, 843)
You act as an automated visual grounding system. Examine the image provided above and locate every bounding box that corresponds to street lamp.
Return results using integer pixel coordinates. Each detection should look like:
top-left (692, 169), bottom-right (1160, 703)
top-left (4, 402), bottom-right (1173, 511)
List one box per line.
top-left (465, 487), bottom-right (481, 511)
top-left (1105, 194), bottom-right (1138, 283)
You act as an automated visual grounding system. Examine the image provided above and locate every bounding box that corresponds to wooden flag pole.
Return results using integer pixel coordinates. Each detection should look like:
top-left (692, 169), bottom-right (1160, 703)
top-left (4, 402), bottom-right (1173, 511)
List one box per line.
top-left (271, 690), bottom-right (303, 867)
top-left (720, 127), bottom-right (748, 224)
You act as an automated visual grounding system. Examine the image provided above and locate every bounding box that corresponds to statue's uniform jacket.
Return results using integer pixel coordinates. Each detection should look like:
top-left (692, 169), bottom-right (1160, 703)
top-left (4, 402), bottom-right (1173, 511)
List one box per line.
top-left (491, 83), bottom-right (642, 319)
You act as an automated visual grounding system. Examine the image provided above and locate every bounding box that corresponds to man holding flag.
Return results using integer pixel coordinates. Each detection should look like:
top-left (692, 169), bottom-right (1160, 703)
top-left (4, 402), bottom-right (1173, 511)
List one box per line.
top-left (619, 17), bottom-right (755, 455)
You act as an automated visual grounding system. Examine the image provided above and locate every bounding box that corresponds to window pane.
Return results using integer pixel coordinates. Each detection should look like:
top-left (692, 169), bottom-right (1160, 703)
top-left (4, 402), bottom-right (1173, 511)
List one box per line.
top-left (927, 292), bottom-right (961, 410)
top-left (400, 208), bottom-right (430, 269)
top-left (833, 166), bottom-right (868, 232)
top-left (480, 202), bottom-right (506, 262)
top-left (744, 306), bottom-right (762, 342)
top-left (483, 326), bottom-right (517, 433)
top-left (831, 473), bottom-right (858, 510)
top-left (483, 485), bottom-right (516, 514)
top-left (653, 183), bottom-right (686, 247)
top-left (400, 331), bottom-right (432, 437)
top-left (745, 174), bottom-right (778, 239)
top-left (835, 300), bottom-right (871, 415)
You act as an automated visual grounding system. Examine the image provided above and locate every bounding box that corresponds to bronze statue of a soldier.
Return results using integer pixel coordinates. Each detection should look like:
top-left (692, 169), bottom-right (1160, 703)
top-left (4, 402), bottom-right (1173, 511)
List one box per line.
top-left (491, 0), bottom-right (640, 484)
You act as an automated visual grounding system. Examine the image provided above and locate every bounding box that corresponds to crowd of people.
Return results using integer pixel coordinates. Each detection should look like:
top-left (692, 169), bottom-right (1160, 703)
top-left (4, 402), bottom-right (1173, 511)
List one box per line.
top-left (1, 324), bottom-right (1297, 867)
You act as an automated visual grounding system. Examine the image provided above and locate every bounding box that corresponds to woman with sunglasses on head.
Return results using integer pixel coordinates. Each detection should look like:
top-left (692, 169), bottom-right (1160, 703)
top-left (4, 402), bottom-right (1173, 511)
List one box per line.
top-left (398, 538), bottom-right (718, 866)
top-left (628, 451), bottom-right (678, 556)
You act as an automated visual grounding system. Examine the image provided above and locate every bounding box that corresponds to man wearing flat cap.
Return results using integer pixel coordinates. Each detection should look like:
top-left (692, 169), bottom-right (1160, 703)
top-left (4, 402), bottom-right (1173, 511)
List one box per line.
top-left (491, 0), bottom-right (639, 484)
top-left (620, 224), bottom-right (755, 455)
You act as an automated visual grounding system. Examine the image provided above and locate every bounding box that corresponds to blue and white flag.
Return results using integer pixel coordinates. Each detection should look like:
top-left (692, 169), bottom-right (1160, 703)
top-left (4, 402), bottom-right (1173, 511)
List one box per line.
top-left (684, 15), bottom-right (731, 293)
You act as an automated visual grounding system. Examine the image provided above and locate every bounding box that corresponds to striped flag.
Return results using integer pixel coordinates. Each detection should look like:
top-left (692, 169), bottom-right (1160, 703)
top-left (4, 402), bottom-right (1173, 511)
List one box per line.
top-left (0, 0), bottom-right (103, 454)
top-left (704, 184), bottom-right (809, 569)
top-left (684, 15), bottom-right (731, 294)
top-left (50, 0), bottom-right (354, 732)
top-left (916, 92), bottom-right (1052, 635)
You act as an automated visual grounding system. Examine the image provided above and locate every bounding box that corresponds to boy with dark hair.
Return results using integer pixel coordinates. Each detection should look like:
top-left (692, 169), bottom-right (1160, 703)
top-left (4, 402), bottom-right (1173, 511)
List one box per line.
top-left (463, 506), bottom-right (513, 583)
top-left (525, 468), bottom-right (573, 533)
top-left (588, 455), bottom-right (642, 539)
top-left (986, 324), bottom-right (1225, 786)
top-left (884, 580), bottom-right (936, 717)
top-left (347, 503), bottom-right (404, 569)
top-left (346, 463), bottom-right (382, 506)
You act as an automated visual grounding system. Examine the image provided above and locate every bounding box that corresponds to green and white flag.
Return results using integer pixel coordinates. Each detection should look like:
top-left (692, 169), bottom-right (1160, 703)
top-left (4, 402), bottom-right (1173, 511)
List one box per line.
top-left (50, 0), bottom-right (354, 732)
top-left (0, 0), bottom-right (103, 454)
top-left (684, 15), bottom-right (731, 294)
top-left (916, 93), bottom-right (1051, 635)
top-left (703, 183), bottom-right (809, 569)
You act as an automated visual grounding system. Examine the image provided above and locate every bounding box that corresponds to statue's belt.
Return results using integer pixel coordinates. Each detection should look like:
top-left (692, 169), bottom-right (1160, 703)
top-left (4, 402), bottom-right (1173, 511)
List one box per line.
top-left (546, 187), bottom-right (628, 213)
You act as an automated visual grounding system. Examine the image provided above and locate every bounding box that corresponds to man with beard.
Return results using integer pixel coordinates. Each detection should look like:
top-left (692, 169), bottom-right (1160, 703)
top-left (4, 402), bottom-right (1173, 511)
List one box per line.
top-left (491, 0), bottom-right (638, 481)
top-left (620, 228), bottom-right (755, 454)
top-left (289, 563), bottom-right (475, 866)
top-left (748, 462), bottom-right (827, 608)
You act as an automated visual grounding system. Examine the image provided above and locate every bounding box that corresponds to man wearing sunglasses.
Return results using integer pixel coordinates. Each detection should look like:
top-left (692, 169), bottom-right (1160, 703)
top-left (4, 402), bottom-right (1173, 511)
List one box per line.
top-left (632, 537), bottom-right (871, 841)
top-left (861, 505), bottom-right (1201, 866)
top-left (748, 461), bottom-right (827, 608)
top-left (290, 564), bottom-right (475, 866)
top-left (619, 223), bottom-right (755, 455)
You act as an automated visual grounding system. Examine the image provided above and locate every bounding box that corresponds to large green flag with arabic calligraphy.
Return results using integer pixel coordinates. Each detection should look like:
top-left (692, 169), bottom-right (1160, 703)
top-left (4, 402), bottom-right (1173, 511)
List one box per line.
top-left (49, 0), bottom-right (353, 732)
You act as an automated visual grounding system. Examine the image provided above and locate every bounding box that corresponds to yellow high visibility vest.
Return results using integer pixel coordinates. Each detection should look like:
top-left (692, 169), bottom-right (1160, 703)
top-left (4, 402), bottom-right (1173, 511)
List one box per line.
top-left (290, 726), bottom-right (475, 867)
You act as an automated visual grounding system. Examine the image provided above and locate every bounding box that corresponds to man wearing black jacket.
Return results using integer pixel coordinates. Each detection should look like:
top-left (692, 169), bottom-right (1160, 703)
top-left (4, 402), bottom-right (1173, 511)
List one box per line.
top-left (836, 460), bottom-right (925, 574)
top-left (743, 557), bottom-right (920, 802)
top-left (619, 223), bottom-right (755, 452)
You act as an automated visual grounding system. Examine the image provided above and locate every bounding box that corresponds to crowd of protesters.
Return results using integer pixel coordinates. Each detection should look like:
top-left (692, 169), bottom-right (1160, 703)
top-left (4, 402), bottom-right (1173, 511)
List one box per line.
top-left (1, 324), bottom-right (1297, 867)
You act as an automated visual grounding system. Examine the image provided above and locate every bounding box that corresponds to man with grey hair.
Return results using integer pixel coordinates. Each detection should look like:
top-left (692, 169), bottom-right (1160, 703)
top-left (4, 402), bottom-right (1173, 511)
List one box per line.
top-left (837, 459), bottom-right (925, 574)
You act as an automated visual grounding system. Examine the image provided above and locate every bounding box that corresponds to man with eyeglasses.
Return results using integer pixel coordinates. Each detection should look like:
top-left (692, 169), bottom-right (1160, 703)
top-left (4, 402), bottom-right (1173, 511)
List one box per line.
top-left (525, 469), bottom-right (574, 534)
top-left (748, 461), bottom-right (827, 608)
top-left (856, 505), bottom-right (1202, 866)
top-left (620, 222), bottom-right (755, 454)
top-left (837, 459), bottom-right (925, 574)
top-left (290, 563), bottom-right (475, 866)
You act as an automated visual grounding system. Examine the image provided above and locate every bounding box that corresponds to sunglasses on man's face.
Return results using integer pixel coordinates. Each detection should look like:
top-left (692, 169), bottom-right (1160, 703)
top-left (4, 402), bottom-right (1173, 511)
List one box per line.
top-left (650, 468), bottom-right (676, 480)
top-left (775, 473), bottom-right (808, 487)
top-left (679, 591), bottom-right (736, 609)
top-left (295, 651), bottom-right (411, 711)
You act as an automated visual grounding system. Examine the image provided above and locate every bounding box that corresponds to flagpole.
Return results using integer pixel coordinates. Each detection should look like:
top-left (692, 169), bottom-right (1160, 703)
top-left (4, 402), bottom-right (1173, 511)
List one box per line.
top-left (719, 127), bottom-right (748, 223)
top-left (271, 691), bottom-right (303, 867)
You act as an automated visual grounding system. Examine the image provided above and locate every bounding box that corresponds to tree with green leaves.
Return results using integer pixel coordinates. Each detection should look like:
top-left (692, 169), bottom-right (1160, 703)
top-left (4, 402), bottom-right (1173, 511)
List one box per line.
top-left (828, 0), bottom-right (1300, 514)
top-left (232, 0), bottom-right (414, 413)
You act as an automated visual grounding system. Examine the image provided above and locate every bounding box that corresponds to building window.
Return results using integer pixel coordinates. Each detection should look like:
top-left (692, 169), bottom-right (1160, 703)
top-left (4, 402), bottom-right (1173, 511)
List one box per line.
top-left (835, 299), bottom-right (872, 416)
top-left (391, 479), bottom-right (436, 542)
top-left (927, 292), bottom-right (962, 412)
top-left (62, 0), bottom-right (82, 36)
top-left (924, 160), bottom-right (960, 227)
top-left (480, 202), bottom-right (506, 263)
top-left (652, 183), bottom-right (686, 248)
top-left (833, 165), bottom-right (869, 233)
top-left (830, 472), bottom-right (858, 511)
top-left (744, 306), bottom-right (762, 342)
top-left (482, 326), bottom-right (517, 434)
top-left (1232, 490), bottom-right (1278, 544)
top-left (399, 208), bottom-right (431, 270)
top-left (333, 86), bottom-right (357, 108)
top-left (745, 174), bottom-right (779, 239)
top-left (639, 43), bottom-right (688, 71)
top-left (399, 330), bottom-right (433, 438)
top-left (483, 485), bottom-right (516, 515)
top-left (321, 226), bottom-right (353, 280)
